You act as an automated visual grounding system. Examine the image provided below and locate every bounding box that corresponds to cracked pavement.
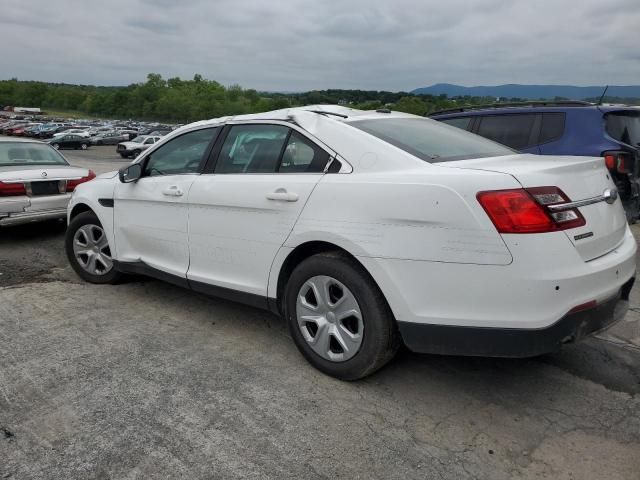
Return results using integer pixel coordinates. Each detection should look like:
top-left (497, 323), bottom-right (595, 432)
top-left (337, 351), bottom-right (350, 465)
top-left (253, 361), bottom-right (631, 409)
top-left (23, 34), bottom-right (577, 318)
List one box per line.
top-left (0, 148), bottom-right (639, 479)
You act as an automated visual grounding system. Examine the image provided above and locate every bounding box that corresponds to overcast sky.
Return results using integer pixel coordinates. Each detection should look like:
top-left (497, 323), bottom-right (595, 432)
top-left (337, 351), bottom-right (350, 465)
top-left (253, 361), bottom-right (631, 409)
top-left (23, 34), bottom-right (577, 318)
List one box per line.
top-left (1, 0), bottom-right (638, 91)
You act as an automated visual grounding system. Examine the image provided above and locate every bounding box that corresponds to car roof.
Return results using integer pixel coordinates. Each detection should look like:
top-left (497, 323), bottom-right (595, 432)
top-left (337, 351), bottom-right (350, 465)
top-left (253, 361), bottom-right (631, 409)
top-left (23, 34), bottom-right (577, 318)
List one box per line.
top-left (429, 103), bottom-right (640, 118)
top-left (171, 105), bottom-right (414, 133)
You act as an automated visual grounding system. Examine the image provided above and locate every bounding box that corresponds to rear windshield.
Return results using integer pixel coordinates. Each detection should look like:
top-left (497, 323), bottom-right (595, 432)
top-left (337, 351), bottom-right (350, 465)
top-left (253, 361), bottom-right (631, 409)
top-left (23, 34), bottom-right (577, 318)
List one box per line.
top-left (350, 117), bottom-right (515, 162)
top-left (0, 142), bottom-right (68, 167)
top-left (605, 111), bottom-right (640, 147)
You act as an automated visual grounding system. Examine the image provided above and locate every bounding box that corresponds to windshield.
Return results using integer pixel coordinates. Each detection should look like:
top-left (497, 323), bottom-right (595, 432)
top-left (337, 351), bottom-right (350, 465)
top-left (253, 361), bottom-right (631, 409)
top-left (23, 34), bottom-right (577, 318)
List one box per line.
top-left (350, 117), bottom-right (515, 162)
top-left (0, 142), bottom-right (69, 167)
top-left (131, 136), bottom-right (145, 143)
top-left (605, 111), bottom-right (640, 147)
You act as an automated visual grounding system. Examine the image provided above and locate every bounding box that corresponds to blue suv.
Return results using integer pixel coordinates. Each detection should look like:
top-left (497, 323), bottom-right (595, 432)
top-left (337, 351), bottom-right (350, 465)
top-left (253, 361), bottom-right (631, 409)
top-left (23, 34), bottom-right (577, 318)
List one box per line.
top-left (429, 101), bottom-right (640, 221)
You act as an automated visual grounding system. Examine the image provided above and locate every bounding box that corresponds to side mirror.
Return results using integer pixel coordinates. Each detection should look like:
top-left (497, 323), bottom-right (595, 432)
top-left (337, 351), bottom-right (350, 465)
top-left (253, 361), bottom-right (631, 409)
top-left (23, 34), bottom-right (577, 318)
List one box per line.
top-left (119, 163), bottom-right (143, 183)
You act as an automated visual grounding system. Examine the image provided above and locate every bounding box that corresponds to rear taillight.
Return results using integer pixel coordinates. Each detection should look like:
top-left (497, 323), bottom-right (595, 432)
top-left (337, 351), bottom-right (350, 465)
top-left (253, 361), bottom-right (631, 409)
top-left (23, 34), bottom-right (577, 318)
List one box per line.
top-left (0, 181), bottom-right (26, 196)
top-left (477, 187), bottom-right (586, 234)
top-left (66, 170), bottom-right (96, 192)
top-left (603, 151), bottom-right (633, 174)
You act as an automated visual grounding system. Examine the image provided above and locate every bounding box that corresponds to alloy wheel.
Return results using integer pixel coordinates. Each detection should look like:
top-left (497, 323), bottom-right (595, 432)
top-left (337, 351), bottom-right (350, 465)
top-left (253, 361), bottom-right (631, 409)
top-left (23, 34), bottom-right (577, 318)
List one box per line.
top-left (72, 224), bottom-right (113, 275)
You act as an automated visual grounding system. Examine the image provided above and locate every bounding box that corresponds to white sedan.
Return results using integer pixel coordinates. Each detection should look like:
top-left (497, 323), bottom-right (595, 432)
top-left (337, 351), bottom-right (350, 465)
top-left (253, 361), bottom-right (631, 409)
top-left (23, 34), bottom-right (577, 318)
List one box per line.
top-left (65, 106), bottom-right (636, 380)
top-left (0, 138), bottom-right (95, 226)
top-left (52, 128), bottom-right (91, 138)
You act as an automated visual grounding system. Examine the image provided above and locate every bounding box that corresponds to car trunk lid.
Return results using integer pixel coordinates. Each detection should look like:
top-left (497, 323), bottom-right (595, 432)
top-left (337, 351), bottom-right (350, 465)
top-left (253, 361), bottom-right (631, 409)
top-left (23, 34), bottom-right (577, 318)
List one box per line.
top-left (441, 154), bottom-right (627, 261)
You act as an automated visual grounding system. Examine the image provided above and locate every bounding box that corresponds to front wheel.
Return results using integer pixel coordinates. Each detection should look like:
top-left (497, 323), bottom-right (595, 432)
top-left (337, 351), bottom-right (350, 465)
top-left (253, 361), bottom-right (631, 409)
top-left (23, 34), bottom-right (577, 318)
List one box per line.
top-left (65, 211), bottom-right (123, 284)
top-left (80, 143), bottom-right (88, 150)
top-left (284, 252), bottom-right (399, 380)
top-left (132, 149), bottom-right (141, 158)
top-left (52, 143), bottom-right (60, 150)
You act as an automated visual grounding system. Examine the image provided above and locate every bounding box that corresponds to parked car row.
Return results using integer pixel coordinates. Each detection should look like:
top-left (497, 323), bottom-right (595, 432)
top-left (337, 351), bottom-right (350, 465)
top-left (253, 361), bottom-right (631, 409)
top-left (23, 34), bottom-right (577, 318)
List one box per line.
top-left (0, 117), bottom-right (178, 141)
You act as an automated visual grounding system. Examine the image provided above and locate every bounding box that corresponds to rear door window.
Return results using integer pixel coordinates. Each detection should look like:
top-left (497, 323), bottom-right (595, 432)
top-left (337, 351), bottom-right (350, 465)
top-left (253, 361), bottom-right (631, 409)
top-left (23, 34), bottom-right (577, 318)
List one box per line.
top-left (440, 117), bottom-right (472, 130)
top-left (279, 131), bottom-right (330, 173)
top-left (476, 114), bottom-right (537, 149)
top-left (215, 124), bottom-right (289, 173)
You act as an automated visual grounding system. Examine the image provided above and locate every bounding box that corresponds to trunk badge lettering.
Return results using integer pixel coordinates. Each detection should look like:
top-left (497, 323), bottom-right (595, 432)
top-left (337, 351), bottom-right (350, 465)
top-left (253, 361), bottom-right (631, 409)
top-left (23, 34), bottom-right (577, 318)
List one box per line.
top-left (603, 188), bottom-right (618, 204)
top-left (41, 171), bottom-right (47, 178)
top-left (574, 232), bottom-right (594, 241)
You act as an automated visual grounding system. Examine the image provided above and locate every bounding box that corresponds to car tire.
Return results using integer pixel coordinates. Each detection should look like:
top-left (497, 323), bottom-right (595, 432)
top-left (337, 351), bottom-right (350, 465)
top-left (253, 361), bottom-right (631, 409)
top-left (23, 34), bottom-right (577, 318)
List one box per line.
top-left (65, 211), bottom-right (123, 285)
top-left (97, 140), bottom-right (103, 146)
top-left (119, 153), bottom-right (128, 158)
top-left (132, 149), bottom-right (141, 158)
top-left (52, 143), bottom-right (60, 150)
top-left (284, 251), bottom-right (400, 380)
top-left (80, 143), bottom-right (88, 150)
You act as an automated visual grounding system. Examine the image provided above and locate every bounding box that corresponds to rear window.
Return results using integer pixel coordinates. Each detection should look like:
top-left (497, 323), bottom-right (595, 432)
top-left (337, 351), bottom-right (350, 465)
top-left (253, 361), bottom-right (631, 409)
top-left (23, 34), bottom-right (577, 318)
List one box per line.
top-left (605, 111), bottom-right (640, 147)
top-left (349, 118), bottom-right (514, 163)
top-left (0, 142), bottom-right (68, 167)
top-left (476, 114), bottom-right (536, 149)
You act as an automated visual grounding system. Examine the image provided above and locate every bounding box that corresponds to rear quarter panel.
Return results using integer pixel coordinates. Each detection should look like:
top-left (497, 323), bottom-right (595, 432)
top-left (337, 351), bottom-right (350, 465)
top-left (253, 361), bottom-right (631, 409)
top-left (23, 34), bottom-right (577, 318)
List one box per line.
top-left (285, 167), bottom-right (519, 265)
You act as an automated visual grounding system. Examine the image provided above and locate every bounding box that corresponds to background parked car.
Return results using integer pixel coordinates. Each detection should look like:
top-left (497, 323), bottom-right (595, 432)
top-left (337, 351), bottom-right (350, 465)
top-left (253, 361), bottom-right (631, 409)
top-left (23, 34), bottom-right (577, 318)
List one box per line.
top-left (90, 131), bottom-right (127, 145)
top-left (116, 135), bottom-right (161, 158)
top-left (428, 101), bottom-right (640, 221)
top-left (47, 134), bottom-right (91, 150)
top-left (0, 138), bottom-right (95, 226)
top-left (52, 128), bottom-right (91, 138)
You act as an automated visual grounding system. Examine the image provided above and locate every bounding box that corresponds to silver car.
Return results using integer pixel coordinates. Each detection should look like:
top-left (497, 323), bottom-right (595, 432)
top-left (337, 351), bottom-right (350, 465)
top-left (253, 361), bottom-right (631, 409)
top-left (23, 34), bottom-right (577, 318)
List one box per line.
top-left (0, 138), bottom-right (95, 226)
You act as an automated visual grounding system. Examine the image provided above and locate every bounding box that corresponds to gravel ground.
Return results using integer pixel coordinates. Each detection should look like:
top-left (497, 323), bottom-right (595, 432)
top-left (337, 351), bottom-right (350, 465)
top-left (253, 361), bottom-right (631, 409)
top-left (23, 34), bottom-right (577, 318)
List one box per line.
top-left (1, 145), bottom-right (639, 479)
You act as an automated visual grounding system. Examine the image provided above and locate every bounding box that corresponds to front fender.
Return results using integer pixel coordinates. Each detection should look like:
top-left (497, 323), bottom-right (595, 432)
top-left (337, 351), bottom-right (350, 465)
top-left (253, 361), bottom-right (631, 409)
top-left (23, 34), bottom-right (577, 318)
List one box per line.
top-left (68, 178), bottom-right (118, 257)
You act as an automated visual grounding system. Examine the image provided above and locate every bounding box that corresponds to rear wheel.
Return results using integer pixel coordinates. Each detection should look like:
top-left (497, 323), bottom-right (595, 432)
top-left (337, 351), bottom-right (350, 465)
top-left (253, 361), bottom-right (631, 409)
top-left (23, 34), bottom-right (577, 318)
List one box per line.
top-left (284, 252), bottom-right (399, 380)
top-left (65, 211), bottom-right (123, 284)
top-left (52, 143), bottom-right (60, 150)
top-left (80, 143), bottom-right (88, 150)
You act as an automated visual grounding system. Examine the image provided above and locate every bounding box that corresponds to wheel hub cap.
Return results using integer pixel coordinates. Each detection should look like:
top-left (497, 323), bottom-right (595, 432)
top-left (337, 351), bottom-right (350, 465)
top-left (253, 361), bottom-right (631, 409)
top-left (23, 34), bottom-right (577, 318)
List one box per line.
top-left (72, 224), bottom-right (113, 276)
top-left (296, 275), bottom-right (364, 362)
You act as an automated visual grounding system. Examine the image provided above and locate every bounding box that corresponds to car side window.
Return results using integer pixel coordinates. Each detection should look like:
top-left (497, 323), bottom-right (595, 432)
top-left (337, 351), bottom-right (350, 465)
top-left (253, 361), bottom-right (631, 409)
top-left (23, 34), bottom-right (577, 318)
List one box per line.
top-left (476, 114), bottom-right (536, 149)
top-left (144, 138), bottom-right (154, 145)
top-left (279, 131), bottom-right (330, 173)
top-left (143, 127), bottom-right (219, 177)
top-left (215, 124), bottom-right (289, 174)
top-left (539, 113), bottom-right (565, 144)
top-left (440, 117), bottom-right (472, 130)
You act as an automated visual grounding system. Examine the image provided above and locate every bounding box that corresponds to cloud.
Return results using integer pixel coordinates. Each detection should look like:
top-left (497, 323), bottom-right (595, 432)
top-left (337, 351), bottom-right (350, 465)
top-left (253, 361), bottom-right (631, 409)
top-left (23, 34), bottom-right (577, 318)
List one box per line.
top-left (1, 0), bottom-right (639, 92)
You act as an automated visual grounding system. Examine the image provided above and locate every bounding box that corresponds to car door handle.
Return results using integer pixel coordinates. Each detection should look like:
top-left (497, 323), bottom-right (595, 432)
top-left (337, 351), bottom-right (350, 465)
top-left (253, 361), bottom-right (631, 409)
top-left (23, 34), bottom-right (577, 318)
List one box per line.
top-left (162, 186), bottom-right (183, 197)
top-left (266, 188), bottom-right (299, 202)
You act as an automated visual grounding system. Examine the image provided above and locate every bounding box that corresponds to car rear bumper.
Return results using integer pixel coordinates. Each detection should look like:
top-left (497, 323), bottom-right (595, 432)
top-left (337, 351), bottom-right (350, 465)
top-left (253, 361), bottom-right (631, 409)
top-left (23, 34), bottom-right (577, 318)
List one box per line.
top-left (0, 207), bottom-right (67, 226)
top-left (360, 227), bottom-right (636, 325)
top-left (1, 194), bottom-right (72, 226)
top-left (397, 277), bottom-right (633, 357)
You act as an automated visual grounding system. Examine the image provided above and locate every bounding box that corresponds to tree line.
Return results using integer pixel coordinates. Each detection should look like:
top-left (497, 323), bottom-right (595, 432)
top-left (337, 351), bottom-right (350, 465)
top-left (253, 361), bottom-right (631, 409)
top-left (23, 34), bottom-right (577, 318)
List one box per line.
top-left (0, 73), bottom-right (515, 122)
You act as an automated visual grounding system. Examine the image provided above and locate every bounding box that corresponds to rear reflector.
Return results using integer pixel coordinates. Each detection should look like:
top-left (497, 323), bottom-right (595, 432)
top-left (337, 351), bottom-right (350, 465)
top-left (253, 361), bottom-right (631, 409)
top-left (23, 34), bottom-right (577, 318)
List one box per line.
top-left (66, 170), bottom-right (96, 192)
top-left (0, 181), bottom-right (26, 196)
top-left (567, 300), bottom-right (597, 315)
top-left (477, 187), bottom-right (586, 234)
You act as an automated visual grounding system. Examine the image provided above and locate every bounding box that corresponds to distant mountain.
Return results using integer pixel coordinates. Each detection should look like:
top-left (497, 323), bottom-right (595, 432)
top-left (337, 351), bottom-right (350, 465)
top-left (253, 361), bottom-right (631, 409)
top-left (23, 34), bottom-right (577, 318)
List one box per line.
top-left (411, 83), bottom-right (640, 100)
